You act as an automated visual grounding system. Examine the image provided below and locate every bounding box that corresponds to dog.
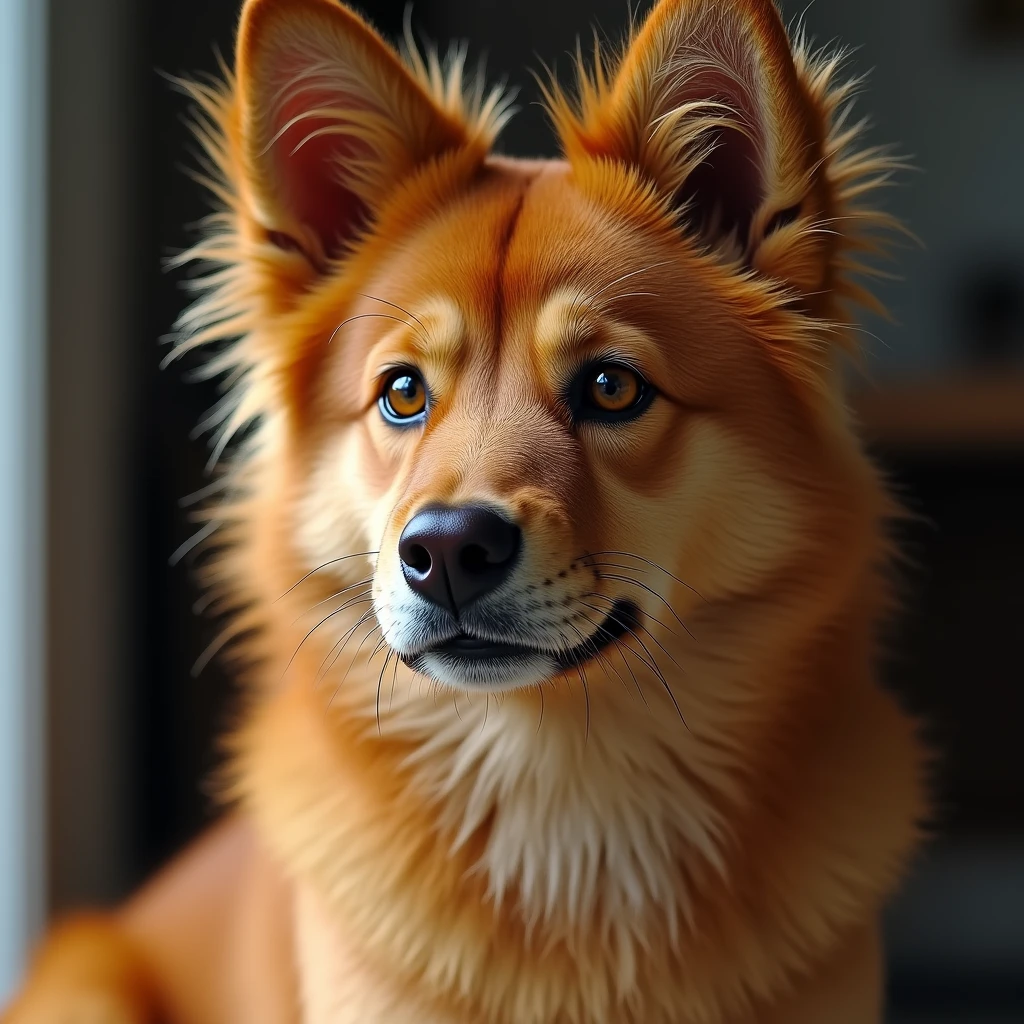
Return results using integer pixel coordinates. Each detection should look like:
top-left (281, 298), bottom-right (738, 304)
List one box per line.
top-left (4, 0), bottom-right (926, 1021)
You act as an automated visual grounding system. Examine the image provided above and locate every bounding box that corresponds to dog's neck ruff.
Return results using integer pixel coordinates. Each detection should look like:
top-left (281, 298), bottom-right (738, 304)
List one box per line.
top-left (233, 615), bottom-right (921, 1024)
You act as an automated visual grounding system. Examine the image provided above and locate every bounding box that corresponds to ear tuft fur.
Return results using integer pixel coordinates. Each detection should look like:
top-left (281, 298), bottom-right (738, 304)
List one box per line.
top-left (545, 0), bottom-right (908, 327)
top-left (235, 0), bottom-right (511, 265)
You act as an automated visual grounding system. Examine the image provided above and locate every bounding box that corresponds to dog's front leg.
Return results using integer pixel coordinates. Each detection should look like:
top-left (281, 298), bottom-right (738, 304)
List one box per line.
top-left (3, 816), bottom-right (297, 1024)
top-left (2, 913), bottom-right (158, 1024)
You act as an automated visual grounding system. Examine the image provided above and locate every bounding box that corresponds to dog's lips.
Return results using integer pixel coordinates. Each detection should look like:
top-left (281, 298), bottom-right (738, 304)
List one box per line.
top-left (402, 599), bottom-right (640, 673)
top-left (432, 635), bottom-right (536, 661)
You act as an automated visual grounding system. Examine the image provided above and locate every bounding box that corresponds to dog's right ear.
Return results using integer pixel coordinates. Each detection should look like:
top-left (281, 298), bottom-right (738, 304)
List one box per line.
top-left (233, 0), bottom-right (491, 273)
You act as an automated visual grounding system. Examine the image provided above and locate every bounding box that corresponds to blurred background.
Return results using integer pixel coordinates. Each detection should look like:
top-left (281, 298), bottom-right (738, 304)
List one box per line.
top-left (1, 0), bottom-right (1022, 1019)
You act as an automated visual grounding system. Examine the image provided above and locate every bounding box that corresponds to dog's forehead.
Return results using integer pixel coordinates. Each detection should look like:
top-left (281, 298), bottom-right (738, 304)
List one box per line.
top-left (502, 165), bottom-right (669, 311)
top-left (377, 162), bottom-right (672, 364)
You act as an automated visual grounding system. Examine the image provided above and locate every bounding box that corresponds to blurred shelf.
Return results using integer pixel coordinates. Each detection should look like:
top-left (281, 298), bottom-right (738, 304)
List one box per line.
top-left (851, 374), bottom-right (1024, 452)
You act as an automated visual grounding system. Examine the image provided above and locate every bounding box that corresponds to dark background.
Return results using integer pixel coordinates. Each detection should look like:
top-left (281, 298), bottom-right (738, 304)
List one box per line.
top-left (41, 1), bottom-right (1024, 1021)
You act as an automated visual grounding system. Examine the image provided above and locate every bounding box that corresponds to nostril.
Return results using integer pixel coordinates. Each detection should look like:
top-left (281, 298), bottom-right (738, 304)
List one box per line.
top-left (459, 543), bottom-right (491, 575)
top-left (404, 543), bottom-right (431, 574)
top-left (459, 518), bottom-right (521, 575)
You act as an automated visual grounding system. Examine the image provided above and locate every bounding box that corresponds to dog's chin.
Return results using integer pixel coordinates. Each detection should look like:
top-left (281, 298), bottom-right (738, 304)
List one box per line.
top-left (411, 649), bottom-right (557, 691)
top-left (397, 599), bottom-right (640, 693)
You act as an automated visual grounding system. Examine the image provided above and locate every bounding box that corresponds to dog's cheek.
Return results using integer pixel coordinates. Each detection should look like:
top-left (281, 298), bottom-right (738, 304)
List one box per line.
top-left (668, 420), bottom-right (806, 601)
top-left (294, 429), bottom-right (378, 574)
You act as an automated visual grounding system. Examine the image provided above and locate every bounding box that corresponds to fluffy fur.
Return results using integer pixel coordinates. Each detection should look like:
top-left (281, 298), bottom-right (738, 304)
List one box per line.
top-left (5, 1), bottom-right (925, 1022)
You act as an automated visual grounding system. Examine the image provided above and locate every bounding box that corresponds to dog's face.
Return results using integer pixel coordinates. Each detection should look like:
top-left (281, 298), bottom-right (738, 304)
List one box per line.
top-left (205, 0), bottom-right (884, 698)
top-left (297, 167), bottom-right (849, 694)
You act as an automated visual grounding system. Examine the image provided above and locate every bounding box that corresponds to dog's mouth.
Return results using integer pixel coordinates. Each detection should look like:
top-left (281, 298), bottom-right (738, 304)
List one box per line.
top-left (401, 599), bottom-right (639, 689)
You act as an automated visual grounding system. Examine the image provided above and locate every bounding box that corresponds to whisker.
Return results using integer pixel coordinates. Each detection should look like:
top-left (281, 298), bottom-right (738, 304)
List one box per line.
top-left (295, 592), bottom-right (373, 631)
top-left (285, 605), bottom-right (356, 677)
top-left (593, 571), bottom-right (694, 638)
top-left (406, 669), bottom-right (421, 706)
top-left (620, 646), bottom-right (650, 709)
top-left (579, 600), bottom-right (682, 671)
top-left (277, 551), bottom-right (379, 601)
top-left (574, 609), bottom-right (662, 681)
top-left (388, 652), bottom-right (401, 712)
top-left (326, 622), bottom-right (381, 715)
top-left (600, 289), bottom-right (660, 305)
top-left (316, 607), bottom-right (378, 686)
top-left (584, 550), bottom-right (706, 602)
top-left (575, 662), bottom-right (591, 743)
top-left (564, 619), bottom-right (635, 703)
top-left (570, 612), bottom-right (649, 708)
top-left (554, 626), bottom-right (596, 740)
top-left (599, 608), bottom-right (671, 689)
top-left (349, 623), bottom-right (383, 668)
top-left (368, 635), bottom-right (390, 663)
top-left (375, 649), bottom-right (394, 735)
top-left (298, 578), bottom-right (374, 621)
top-left (359, 293), bottom-right (426, 332)
top-left (581, 589), bottom-right (679, 638)
top-left (329, 312), bottom-right (417, 345)
top-left (574, 260), bottom-right (673, 316)
top-left (575, 609), bottom-right (684, 725)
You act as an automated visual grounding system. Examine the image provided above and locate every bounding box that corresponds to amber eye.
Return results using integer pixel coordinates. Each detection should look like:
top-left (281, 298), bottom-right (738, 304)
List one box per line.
top-left (379, 369), bottom-right (427, 424)
top-left (574, 362), bottom-right (653, 422)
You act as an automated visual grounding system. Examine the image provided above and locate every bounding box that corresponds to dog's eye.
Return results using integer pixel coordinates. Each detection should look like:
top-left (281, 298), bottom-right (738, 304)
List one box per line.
top-left (574, 363), bottom-right (653, 422)
top-left (379, 369), bottom-right (427, 424)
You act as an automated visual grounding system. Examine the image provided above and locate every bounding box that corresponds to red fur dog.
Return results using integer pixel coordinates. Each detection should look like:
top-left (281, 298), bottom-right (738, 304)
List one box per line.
top-left (5, 0), bottom-right (925, 1021)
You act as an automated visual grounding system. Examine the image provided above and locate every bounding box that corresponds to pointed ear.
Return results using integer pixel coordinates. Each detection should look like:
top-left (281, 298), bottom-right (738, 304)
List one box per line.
top-left (235, 0), bottom-right (484, 267)
top-left (554, 0), bottom-right (831, 284)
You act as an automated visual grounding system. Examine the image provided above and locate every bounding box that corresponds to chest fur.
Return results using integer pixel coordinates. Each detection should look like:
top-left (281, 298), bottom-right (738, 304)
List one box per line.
top-left (293, 885), bottom-right (460, 1024)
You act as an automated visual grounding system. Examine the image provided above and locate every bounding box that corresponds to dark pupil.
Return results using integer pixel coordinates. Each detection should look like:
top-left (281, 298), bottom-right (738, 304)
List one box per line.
top-left (596, 370), bottom-right (622, 397)
top-left (393, 376), bottom-right (418, 401)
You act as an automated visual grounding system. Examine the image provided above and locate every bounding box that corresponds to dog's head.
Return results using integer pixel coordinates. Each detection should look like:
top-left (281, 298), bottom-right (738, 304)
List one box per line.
top-left (191, 0), bottom-right (892, 701)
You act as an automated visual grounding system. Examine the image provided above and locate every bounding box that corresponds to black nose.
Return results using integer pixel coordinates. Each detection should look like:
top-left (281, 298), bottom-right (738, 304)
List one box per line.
top-left (398, 504), bottom-right (521, 616)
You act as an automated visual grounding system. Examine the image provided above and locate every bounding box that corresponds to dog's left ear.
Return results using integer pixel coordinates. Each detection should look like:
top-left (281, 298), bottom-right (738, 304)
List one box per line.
top-left (554, 0), bottom-right (832, 289)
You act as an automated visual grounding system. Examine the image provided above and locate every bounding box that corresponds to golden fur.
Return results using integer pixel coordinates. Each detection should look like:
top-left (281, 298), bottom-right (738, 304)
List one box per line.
top-left (5, 1), bottom-right (925, 1021)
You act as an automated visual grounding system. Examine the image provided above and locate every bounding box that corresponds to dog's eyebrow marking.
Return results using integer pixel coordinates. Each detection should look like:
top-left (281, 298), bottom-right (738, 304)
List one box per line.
top-left (398, 296), bottom-right (465, 364)
top-left (535, 287), bottom-right (597, 365)
top-left (535, 287), bottom-right (666, 382)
